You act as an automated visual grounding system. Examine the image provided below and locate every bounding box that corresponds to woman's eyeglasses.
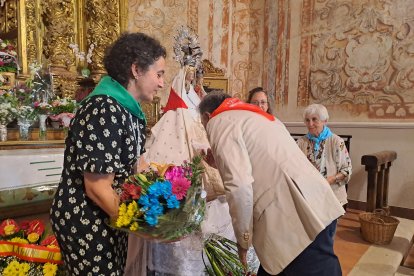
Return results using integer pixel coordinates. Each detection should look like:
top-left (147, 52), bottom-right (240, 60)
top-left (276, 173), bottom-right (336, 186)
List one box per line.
top-left (251, 100), bottom-right (268, 105)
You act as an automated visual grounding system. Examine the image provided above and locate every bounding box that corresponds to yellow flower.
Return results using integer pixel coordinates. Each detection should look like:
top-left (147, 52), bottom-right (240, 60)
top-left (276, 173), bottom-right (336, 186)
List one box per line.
top-left (127, 201), bottom-right (138, 217)
top-left (47, 244), bottom-right (59, 249)
top-left (129, 221), bottom-right (139, 231)
top-left (150, 162), bottom-right (174, 177)
top-left (118, 203), bottom-right (127, 215)
top-left (9, 237), bottom-right (29, 244)
top-left (43, 263), bottom-right (58, 276)
top-left (27, 232), bottom-right (40, 243)
top-left (21, 262), bottom-right (30, 273)
top-left (3, 260), bottom-right (30, 276)
top-left (116, 203), bottom-right (129, 227)
top-left (4, 224), bottom-right (17, 235)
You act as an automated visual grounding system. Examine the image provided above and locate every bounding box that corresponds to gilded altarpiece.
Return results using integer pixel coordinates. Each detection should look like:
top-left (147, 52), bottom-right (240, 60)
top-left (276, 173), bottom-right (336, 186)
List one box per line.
top-left (299, 0), bottom-right (414, 119)
top-left (0, 0), bottom-right (127, 99)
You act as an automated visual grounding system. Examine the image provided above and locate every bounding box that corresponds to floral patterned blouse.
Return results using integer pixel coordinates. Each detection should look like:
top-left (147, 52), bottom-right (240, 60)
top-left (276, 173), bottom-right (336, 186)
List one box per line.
top-left (297, 134), bottom-right (352, 205)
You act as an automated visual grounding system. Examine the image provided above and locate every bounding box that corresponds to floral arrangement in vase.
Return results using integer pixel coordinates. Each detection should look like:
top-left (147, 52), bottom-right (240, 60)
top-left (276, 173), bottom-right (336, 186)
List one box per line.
top-left (69, 43), bottom-right (95, 78)
top-left (0, 218), bottom-right (64, 276)
top-left (0, 90), bottom-right (17, 126)
top-left (0, 39), bottom-right (19, 73)
top-left (48, 97), bottom-right (78, 128)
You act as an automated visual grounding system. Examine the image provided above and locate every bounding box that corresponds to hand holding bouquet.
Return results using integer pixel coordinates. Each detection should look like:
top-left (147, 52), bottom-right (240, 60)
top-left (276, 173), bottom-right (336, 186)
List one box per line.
top-left (111, 155), bottom-right (206, 242)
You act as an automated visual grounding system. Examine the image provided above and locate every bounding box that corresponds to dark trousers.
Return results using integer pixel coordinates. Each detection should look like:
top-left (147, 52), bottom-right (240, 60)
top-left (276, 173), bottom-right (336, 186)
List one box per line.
top-left (258, 220), bottom-right (341, 276)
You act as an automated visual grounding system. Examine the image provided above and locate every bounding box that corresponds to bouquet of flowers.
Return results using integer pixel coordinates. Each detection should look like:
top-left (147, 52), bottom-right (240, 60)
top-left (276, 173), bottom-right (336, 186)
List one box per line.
top-left (203, 234), bottom-right (258, 276)
top-left (16, 105), bottom-right (37, 121)
top-left (0, 91), bottom-right (17, 125)
top-left (33, 101), bottom-right (52, 115)
top-left (12, 83), bottom-right (34, 106)
top-left (112, 155), bottom-right (206, 241)
top-left (0, 39), bottom-right (18, 73)
top-left (0, 218), bottom-right (64, 276)
top-left (48, 97), bottom-right (77, 128)
top-left (49, 97), bottom-right (77, 115)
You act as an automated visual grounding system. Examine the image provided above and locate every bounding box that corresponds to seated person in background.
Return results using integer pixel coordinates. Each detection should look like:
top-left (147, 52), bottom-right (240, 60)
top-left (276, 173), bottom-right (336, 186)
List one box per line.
top-left (296, 103), bottom-right (352, 208)
top-left (247, 87), bottom-right (273, 114)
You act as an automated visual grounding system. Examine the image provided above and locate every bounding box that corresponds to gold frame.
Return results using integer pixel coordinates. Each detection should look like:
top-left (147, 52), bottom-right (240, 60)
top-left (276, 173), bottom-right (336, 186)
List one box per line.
top-left (141, 96), bottom-right (161, 130)
top-left (2, 0), bottom-right (128, 98)
top-left (203, 77), bottom-right (229, 92)
top-left (202, 59), bottom-right (229, 92)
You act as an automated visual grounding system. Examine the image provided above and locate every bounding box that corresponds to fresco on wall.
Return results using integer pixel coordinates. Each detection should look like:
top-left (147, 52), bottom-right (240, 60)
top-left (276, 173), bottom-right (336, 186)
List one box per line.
top-left (128, 0), bottom-right (277, 103)
top-left (299, 0), bottom-right (414, 119)
top-left (128, 0), bottom-right (193, 104)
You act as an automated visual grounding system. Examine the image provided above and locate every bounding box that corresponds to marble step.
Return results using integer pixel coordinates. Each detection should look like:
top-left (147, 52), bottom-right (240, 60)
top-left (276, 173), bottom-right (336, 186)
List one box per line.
top-left (348, 217), bottom-right (414, 276)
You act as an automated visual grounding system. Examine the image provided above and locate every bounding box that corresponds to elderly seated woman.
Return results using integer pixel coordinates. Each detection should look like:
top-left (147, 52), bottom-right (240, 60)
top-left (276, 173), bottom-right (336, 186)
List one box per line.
top-left (296, 104), bottom-right (352, 208)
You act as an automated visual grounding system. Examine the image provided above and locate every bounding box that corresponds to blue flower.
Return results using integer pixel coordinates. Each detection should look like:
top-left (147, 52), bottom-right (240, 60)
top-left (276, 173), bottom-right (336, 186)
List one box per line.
top-left (148, 181), bottom-right (163, 197)
top-left (145, 214), bottom-right (158, 226)
top-left (160, 180), bottom-right (172, 197)
top-left (138, 194), bottom-right (150, 207)
top-left (147, 203), bottom-right (164, 217)
top-left (166, 195), bottom-right (180, 209)
top-left (148, 195), bottom-right (160, 206)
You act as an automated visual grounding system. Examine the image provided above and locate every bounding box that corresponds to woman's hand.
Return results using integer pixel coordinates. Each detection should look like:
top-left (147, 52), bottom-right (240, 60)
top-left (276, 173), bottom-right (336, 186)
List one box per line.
top-left (327, 173), bottom-right (344, 185)
top-left (326, 175), bottom-right (336, 185)
top-left (134, 155), bottom-right (149, 173)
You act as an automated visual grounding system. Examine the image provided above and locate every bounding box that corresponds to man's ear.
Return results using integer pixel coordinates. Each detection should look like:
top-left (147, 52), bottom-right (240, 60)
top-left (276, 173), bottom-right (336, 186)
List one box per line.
top-left (201, 112), bottom-right (211, 126)
top-left (203, 112), bottom-right (211, 120)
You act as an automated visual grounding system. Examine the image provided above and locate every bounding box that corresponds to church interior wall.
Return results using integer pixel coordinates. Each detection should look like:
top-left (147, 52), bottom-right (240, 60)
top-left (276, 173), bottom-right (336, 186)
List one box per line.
top-left (128, 0), bottom-right (414, 211)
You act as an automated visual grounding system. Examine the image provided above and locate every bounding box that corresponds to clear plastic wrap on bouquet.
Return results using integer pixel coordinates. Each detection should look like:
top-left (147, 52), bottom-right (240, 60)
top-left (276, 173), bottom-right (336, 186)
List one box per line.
top-left (203, 233), bottom-right (260, 276)
top-left (109, 156), bottom-right (206, 242)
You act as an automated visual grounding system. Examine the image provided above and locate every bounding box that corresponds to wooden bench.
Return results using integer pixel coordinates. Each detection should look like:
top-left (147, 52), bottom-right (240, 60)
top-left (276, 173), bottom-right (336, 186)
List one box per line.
top-left (361, 151), bottom-right (397, 213)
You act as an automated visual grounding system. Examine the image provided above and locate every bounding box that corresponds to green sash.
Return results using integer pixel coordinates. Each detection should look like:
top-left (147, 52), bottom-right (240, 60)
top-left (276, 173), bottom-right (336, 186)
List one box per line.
top-left (83, 76), bottom-right (146, 123)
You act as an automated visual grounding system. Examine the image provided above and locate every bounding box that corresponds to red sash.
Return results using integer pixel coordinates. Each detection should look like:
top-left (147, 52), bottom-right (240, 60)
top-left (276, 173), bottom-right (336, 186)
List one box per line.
top-left (210, 98), bottom-right (275, 121)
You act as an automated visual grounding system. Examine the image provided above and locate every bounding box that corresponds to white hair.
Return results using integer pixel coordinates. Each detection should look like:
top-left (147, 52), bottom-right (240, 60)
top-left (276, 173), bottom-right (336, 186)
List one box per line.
top-left (303, 103), bottom-right (329, 121)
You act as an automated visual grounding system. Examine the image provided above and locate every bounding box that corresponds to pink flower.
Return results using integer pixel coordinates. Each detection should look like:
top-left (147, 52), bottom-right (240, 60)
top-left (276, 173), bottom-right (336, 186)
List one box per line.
top-left (165, 166), bottom-right (185, 181)
top-left (171, 176), bottom-right (191, 200)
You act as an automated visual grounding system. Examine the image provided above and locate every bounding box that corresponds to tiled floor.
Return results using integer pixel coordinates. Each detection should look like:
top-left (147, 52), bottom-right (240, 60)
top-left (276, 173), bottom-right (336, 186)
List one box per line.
top-left (334, 209), bottom-right (372, 275)
top-left (335, 209), bottom-right (414, 275)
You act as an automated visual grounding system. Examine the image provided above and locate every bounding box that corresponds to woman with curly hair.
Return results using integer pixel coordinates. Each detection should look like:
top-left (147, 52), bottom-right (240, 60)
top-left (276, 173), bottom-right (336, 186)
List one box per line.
top-left (50, 32), bottom-right (166, 275)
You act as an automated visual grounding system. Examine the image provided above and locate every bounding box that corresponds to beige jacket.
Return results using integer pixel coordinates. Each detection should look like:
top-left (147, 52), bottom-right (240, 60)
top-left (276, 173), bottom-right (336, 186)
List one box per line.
top-left (206, 110), bottom-right (344, 275)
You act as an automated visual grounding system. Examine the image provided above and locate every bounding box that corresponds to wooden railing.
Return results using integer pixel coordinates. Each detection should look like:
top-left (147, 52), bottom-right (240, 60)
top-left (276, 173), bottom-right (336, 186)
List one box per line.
top-left (361, 151), bottom-right (397, 213)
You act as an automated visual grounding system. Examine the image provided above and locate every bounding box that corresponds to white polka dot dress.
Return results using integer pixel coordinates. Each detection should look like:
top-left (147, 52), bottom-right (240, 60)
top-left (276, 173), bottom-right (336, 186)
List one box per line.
top-left (50, 95), bottom-right (146, 275)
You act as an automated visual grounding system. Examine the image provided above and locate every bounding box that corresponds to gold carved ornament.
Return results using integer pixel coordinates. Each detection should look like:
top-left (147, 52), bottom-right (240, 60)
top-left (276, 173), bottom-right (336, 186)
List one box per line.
top-left (1, 0), bottom-right (127, 99)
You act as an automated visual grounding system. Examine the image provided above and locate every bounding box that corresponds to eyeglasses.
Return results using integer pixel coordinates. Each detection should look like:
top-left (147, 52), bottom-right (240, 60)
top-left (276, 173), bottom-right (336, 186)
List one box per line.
top-left (251, 100), bottom-right (268, 105)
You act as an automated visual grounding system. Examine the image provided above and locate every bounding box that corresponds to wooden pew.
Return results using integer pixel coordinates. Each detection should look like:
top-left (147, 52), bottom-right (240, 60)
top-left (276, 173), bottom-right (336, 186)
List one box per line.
top-left (361, 151), bottom-right (397, 213)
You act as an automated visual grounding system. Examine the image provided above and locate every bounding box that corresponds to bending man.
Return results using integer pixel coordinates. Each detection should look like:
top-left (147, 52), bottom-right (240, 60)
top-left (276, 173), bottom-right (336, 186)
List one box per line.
top-left (199, 91), bottom-right (344, 276)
